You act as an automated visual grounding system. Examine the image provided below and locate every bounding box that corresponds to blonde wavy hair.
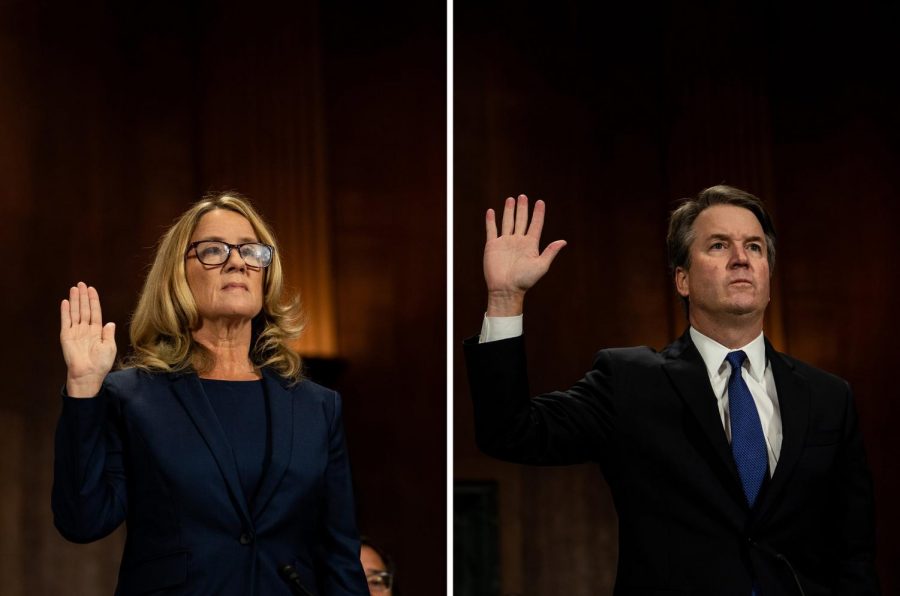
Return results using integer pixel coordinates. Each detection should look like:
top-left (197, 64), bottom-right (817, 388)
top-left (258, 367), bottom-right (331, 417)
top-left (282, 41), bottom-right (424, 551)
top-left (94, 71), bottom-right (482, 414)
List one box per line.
top-left (126, 192), bottom-right (304, 381)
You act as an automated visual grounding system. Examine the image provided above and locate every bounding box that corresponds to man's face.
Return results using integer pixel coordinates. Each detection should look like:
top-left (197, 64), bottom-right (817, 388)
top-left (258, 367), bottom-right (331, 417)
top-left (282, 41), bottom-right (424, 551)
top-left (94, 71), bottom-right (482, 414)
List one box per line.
top-left (675, 204), bottom-right (770, 323)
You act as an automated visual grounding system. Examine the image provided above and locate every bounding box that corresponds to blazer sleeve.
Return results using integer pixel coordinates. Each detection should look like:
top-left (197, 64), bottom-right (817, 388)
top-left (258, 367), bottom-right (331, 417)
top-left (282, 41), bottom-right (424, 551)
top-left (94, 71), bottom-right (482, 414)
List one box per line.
top-left (314, 390), bottom-right (368, 595)
top-left (51, 386), bottom-right (128, 543)
top-left (834, 383), bottom-right (880, 594)
top-left (464, 334), bottom-right (617, 465)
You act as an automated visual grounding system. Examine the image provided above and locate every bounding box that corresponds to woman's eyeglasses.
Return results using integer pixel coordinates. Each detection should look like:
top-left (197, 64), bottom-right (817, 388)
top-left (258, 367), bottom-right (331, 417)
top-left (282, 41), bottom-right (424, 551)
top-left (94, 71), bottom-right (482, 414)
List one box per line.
top-left (186, 241), bottom-right (274, 268)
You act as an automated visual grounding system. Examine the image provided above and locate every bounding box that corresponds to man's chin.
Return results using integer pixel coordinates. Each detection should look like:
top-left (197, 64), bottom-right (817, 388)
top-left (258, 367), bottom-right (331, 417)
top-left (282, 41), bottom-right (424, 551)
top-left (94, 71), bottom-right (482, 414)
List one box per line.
top-left (724, 302), bottom-right (765, 317)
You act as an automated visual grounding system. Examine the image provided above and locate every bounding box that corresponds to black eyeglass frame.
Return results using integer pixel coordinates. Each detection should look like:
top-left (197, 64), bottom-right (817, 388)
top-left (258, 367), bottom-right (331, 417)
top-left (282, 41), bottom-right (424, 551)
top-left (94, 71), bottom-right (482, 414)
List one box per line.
top-left (365, 570), bottom-right (394, 591)
top-left (185, 240), bottom-right (275, 268)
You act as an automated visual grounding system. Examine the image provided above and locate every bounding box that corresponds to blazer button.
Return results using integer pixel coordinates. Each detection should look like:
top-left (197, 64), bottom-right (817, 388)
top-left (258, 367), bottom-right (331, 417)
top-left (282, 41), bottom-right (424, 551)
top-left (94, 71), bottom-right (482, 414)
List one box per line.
top-left (239, 532), bottom-right (254, 545)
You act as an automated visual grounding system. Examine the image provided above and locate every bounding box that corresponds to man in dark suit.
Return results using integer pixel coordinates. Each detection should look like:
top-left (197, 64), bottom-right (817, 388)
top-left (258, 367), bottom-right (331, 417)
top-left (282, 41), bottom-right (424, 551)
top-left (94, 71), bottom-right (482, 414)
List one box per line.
top-left (464, 186), bottom-right (878, 595)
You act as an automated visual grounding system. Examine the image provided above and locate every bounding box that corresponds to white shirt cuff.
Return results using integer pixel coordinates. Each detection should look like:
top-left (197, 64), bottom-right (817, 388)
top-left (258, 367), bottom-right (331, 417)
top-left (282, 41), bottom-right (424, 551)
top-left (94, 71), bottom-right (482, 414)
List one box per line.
top-left (479, 314), bottom-right (524, 343)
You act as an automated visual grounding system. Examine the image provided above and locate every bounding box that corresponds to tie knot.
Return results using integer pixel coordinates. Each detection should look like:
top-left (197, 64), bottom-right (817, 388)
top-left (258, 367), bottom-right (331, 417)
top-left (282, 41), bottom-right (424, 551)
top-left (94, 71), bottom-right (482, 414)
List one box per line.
top-left (725, 350), bottom-right (747, 371)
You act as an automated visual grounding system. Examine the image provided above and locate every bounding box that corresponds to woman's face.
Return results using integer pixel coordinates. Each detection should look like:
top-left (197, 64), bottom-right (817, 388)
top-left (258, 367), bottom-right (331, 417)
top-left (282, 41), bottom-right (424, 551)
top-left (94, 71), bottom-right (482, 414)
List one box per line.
top-left (185, 209), bottom-right (266, 326)
top-left (360, 545), bottom-right (392, 595)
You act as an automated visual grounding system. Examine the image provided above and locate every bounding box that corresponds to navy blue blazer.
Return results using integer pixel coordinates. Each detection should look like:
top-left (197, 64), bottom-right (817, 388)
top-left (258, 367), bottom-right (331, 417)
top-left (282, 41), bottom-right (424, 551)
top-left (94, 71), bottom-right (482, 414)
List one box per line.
top-left (52, 367), bottom-right (368, 596)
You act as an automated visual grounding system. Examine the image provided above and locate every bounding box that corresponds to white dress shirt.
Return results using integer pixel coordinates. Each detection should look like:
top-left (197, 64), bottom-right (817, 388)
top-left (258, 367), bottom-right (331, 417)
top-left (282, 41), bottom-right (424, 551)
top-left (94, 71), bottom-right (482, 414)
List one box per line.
top-left (479, 315), bottom-right (783, 475)
top-left (688, 327), bottom-right (781, 475)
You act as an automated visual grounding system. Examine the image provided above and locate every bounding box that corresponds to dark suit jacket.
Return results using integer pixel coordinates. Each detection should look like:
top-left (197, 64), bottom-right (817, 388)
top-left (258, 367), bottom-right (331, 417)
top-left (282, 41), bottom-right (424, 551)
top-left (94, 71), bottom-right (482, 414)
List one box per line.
top-left (465, 330), bottom-right (878, 595)
top-left (52, 367), bottom-right (368, 596)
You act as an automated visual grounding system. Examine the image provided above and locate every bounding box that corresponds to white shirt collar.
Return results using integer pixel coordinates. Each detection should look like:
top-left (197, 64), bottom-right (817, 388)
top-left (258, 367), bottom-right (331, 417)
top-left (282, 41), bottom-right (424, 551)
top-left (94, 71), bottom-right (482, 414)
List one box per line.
top-left (689, 327), bottom-right (767, 382)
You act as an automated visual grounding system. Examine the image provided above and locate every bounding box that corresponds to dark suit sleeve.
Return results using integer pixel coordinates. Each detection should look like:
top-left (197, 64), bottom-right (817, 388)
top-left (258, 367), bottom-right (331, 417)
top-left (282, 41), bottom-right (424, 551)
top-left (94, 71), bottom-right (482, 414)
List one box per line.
top-left (51, 386), bottom-right (128, 543)
top-left (315, 390), bottom-right (368, 595)
top-left (464, 335), bottom-right (616, 465)
top-left (834, 384), bottom-right (880, 594)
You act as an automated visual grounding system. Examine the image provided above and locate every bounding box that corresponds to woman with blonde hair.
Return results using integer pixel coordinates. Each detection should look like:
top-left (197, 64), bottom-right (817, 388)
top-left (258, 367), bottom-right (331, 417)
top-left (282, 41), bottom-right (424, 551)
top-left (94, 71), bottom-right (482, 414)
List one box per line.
top-left (53, 193), bottom-right (368, 595)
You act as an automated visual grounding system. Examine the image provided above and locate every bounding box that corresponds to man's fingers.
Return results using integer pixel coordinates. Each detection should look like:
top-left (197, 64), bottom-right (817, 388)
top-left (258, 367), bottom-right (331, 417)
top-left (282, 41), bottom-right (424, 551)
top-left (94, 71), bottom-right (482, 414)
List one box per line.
top-left (61, 299), bottom-right (71, 331)
top-left (500, 196), bottom-right (515, 236)
top-left (88, 286), bottom-right (103, 327)
top-left (514, 194), bottom-right (529, 234)
top-left (539, 239), bottom-right (567, 267)
top-left (485, 209), bottom-right (498, 242)
top-left (527, 199), bottom-right (547, 239)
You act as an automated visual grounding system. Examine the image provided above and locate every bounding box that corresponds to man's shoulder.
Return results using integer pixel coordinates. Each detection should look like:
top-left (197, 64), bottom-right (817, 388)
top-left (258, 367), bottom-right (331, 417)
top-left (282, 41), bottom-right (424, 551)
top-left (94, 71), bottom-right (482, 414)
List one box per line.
top-left (596, 331), bottom-right (695, 365)
top-left (769, 348), bottom-right (850, 390)
top-left (592, 345), bottom-right (666, 374)
top-left (596, 345), bottom-right (662, 363)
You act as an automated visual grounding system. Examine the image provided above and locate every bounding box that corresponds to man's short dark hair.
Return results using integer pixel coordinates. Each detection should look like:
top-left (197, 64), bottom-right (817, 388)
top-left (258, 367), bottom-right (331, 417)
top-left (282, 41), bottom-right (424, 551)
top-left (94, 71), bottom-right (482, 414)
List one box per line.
top-left (667, 185), bottom-right (777, 311)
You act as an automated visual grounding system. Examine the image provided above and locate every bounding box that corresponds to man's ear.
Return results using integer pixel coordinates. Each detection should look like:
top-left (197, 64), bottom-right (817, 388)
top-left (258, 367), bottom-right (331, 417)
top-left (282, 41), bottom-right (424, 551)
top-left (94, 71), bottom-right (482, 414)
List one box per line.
top-left (674, 267), bottom-right (689, 298)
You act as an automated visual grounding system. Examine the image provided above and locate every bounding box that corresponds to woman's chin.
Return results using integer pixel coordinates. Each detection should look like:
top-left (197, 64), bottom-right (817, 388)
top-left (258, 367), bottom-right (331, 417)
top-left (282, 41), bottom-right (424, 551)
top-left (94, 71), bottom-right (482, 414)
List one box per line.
top-left (199, 308), bottom-right (261, 325)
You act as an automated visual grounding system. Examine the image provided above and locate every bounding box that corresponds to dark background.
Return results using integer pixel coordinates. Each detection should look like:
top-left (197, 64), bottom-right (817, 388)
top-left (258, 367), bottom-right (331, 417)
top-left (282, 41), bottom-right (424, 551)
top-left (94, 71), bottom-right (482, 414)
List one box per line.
top-left (454, 1), bottom-right (900, 594)
top-left (0, 1), bottom-right (445, 594)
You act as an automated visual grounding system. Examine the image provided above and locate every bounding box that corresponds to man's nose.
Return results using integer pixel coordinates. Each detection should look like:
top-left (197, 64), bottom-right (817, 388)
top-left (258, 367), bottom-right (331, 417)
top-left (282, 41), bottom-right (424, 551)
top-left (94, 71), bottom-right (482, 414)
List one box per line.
top-left (730, 245), bottom-right (750, 267)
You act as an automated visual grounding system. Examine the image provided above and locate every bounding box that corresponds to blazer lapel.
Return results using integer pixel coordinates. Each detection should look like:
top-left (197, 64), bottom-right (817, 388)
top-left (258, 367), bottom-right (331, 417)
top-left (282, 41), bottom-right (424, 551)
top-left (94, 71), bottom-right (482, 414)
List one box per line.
top-left (170, 373), bottom-right (252, 525)
top-left (662, 331), bottom-right (747, 508)
top-left (251, 369), bottom-right (295, 519)
top-left (753, 343), bottom-right (809, 525)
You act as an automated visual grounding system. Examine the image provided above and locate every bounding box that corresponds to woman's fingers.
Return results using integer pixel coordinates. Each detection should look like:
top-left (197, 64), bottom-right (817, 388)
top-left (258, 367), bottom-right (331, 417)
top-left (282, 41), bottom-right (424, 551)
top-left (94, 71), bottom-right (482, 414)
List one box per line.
top-left (60, 282), bottom-right (116, 395)
top-left (78, 282), bottom-right (90, 326)
top-left (69, 285), bottom-right (80, 325)
top-left (88, 285), bottom-right (103, 328)
top-left (63, 282), bottom-right (108, 331)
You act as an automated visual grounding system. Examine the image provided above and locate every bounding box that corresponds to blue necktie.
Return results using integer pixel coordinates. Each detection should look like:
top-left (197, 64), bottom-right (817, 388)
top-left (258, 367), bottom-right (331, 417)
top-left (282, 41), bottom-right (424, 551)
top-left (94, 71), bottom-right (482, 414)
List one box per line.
top-left (725, 351), bottom-right (768, 508)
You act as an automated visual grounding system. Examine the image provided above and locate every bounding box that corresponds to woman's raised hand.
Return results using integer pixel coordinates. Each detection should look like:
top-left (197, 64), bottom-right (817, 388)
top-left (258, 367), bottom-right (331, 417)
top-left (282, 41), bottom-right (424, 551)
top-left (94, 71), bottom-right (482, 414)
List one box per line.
top-left (60, 282), bottom-right (117, 398)
top-left (483, 195), bottom-right (566, 316)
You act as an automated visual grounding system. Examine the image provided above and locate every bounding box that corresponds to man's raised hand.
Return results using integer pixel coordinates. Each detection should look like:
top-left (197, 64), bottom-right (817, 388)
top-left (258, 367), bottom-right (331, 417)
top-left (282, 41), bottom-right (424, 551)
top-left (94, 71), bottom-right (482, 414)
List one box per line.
top-left (60, 282), bottom-right (117, 398)
top-left (483, 194), bottom-right (566, 316)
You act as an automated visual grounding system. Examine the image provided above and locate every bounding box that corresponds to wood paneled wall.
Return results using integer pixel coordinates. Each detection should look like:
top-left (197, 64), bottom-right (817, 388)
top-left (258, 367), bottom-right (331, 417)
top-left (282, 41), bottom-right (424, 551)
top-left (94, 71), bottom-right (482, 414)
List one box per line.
top-left (320, 2), bottom-right (446, 592)
top-left (454, 1), bottom-right (900, 594)
top-left (0, 1), bottom-right (445, 594)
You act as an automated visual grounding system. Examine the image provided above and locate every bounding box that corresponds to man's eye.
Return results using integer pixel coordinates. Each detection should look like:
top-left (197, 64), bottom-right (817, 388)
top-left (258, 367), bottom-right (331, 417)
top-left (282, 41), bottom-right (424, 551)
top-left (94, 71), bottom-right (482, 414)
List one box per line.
top-left (747, 243), bottom-right (762, 252)
top-left (710, 242), bottom-right (726, 250)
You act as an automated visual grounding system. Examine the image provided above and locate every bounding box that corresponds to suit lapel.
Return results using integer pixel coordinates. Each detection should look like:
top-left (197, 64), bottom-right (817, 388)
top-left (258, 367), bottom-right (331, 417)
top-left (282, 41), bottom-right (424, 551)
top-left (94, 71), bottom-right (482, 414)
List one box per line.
top-left (753, 343), bottom-right (809, 524)
top-left (251, 369), bottom-right (295, 519)
top-left (661, 331), bottom-right (747, 507)
top-left (170, 372), bottom-right (252, 525)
